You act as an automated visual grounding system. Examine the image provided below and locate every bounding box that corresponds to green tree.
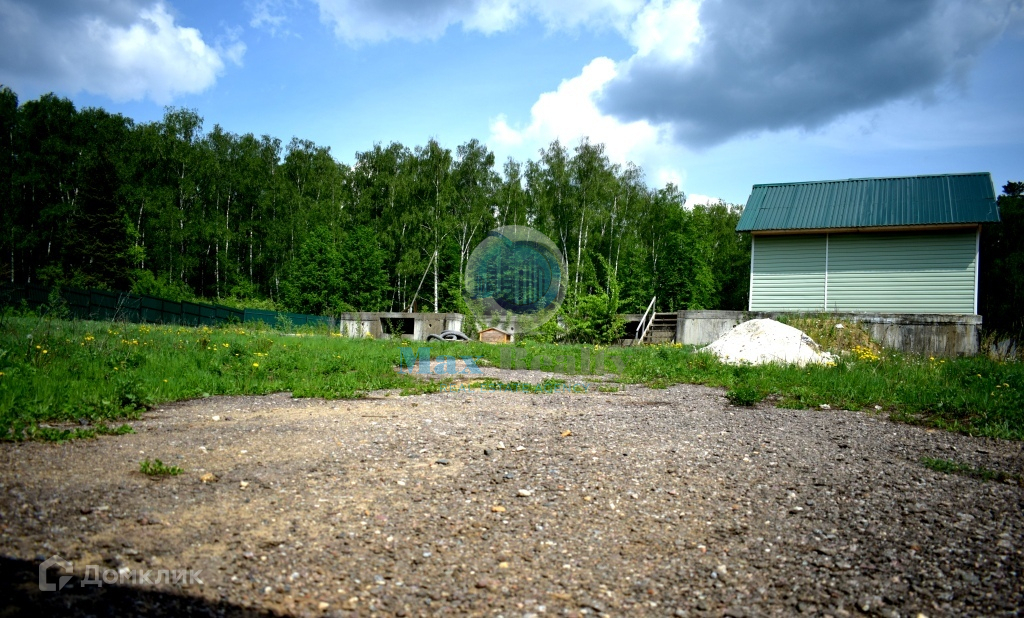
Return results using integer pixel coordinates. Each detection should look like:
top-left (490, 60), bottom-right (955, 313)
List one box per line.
top-left (980, 182), bottom-right (1024, 336)
top-left (280, 227), bottom-right (343, 315)
top-left (337, 226), bottom-right (388, 311)
top-left (0, 86), bottom-right (18, 283)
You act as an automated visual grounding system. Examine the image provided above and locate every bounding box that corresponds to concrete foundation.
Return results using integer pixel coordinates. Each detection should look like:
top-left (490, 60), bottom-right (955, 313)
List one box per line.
top-left (623, 310), bottom-right (982, 357)
top-left (338, 312), bottom-right (463, 341)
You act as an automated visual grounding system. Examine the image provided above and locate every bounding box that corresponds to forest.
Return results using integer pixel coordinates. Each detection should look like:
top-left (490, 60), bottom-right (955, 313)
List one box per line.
top-left (0, 85), bottom-right (1020, 340)
top-left (0, 86), bottom-right (749, 339)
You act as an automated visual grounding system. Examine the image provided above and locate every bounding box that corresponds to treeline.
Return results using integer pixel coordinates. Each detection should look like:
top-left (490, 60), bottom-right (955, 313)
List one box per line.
top-left (0, 86), bottom-right (749, 333)
top-left (980, 182), bottom-right (1024, 338)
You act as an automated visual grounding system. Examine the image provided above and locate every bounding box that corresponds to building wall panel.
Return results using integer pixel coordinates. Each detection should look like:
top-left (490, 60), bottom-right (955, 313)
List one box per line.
top-left (749, 235), bottom-right (826, 311)
top-left (826, 231), bottom-right (976, 313)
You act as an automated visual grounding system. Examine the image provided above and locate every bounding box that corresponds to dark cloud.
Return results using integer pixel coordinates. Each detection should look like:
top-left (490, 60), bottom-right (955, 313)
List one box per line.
top-left (600, 0), bottom-right (1021, 146)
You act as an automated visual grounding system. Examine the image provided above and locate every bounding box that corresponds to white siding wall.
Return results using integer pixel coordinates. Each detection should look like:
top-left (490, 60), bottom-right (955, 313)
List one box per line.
top-left (749, 230), bottom-right (977, 314)
top-left (749, 235), bottom-right (826, 311)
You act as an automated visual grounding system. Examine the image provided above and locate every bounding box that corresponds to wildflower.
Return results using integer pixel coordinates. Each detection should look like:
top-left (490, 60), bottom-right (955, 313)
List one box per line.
top-left (35, 345), bottom-right (40, 349)
top-left (42, 350), bottom-right (47, 354)
top-left (253, 363), bottom-right (259, 367)
top-left (163, 379), bottom-right (168, 382)
top-left (223, 343), bottom-right (229, 348)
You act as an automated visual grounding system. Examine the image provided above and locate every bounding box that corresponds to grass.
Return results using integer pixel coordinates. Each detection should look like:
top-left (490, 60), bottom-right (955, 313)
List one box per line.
top-left (619, 343), bottom-right (1024, 440)
top-left (1, 315), bottom-right (1023, 442)
top-left (139, 458), bottom-right (183, 477)
top-left (0, 315), bottom-right (444, 441)
top-left (920, 456), bottom-right (1022, 484)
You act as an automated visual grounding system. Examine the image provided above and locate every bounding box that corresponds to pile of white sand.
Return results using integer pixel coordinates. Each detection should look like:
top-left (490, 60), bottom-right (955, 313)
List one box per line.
top-left (703, 319), bottom-right (834, 367)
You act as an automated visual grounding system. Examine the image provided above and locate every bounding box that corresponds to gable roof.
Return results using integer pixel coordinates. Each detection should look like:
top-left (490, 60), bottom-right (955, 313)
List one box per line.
top-left (736, 172), bottom-right (999, 233)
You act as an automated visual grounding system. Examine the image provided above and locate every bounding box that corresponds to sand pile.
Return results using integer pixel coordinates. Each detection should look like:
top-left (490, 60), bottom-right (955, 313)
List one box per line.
top-left (703, 318), bottom-right (834, 367)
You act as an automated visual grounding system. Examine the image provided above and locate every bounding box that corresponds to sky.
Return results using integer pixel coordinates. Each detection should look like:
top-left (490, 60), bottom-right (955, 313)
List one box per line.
top-left (1, 0), bottom-right (1023, 206)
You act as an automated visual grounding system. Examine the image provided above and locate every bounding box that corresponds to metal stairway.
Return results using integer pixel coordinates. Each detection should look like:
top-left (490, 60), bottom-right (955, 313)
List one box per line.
top-left (643, 312), bottom-right (678, 344)
top-left (632, 297), bottom-right (678, 345)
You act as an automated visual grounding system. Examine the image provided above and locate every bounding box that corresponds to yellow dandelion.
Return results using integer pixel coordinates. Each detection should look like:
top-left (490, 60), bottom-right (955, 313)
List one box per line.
top-left (253, 362), bottom-right (259, 367)
top-left (42, 350), bottom-right (47, 354)
top-left (163, 379), bottom-right (168, 382)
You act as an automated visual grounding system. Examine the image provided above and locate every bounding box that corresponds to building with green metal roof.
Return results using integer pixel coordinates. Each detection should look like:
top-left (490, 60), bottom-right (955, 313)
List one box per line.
top-left (736, 173), bottom-right (1000, 314)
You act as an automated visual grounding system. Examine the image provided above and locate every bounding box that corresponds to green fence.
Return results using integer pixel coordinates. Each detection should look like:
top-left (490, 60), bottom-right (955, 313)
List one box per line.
top-left (0, 284), bottom-right (335, 330)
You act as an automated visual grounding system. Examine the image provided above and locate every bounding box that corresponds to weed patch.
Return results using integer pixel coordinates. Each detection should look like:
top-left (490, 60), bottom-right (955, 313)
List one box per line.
top-left (920, 456), bottom-right (1022, 484)
top-left (139, 458), bottom-right (183, 477)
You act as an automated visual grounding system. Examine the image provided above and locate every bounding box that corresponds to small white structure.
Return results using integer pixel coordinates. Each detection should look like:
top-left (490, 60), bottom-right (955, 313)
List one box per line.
top-left (337, 312), bottom-right (463, 340)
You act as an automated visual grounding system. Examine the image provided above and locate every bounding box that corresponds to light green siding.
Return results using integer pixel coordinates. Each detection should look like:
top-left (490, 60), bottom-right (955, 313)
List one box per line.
top-left (826, 232), bottom-right (976, 313)
top-left (749, 235), bottom-right (826, 311)
top-left (749, 230), bottom-right (978, 314)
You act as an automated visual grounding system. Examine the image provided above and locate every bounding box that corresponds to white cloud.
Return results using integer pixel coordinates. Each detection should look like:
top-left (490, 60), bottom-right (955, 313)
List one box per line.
top-left (0, 1), bottom-right (239, 104)
top-left (313, 0), bottom-right (646, 45)
top-left (249, 0), bottom-right (289, 32)
top-left (489, 57), bottom-right (668, 167)
top-left (484, 2), bottom-right (707, 195)
top-left (684, 193), bottom-right (724, 208)
top-left (628, 0), bottom-right (702, 61)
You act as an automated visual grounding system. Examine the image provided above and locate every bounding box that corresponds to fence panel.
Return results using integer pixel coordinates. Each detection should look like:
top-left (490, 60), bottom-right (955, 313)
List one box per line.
top-left (1, 284), bottom-right (332, 331)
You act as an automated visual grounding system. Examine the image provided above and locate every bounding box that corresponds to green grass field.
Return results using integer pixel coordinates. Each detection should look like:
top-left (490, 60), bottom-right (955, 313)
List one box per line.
top-left (1, 315), bottom-right (1022, 441)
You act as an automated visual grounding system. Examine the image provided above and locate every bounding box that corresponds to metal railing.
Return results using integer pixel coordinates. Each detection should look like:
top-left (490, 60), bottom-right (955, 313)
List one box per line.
top-left (634, 296), bottom-right (657, 345)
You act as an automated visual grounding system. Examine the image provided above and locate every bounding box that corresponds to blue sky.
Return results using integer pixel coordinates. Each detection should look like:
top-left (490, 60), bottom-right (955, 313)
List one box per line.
top-left (1, 0), bottom-right (1023, 205)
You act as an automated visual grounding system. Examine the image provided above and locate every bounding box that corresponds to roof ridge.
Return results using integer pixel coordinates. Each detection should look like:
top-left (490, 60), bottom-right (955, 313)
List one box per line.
top-left (751, 172), bottom-right (991, 189)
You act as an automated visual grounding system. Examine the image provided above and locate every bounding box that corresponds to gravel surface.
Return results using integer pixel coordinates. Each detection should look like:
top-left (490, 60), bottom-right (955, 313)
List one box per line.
top-left (1, 368), bottom-right (1022, 617)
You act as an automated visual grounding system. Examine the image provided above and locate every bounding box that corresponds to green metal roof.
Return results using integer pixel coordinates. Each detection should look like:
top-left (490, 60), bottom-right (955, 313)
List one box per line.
top-left (736, 173), bottom-right (999, 232)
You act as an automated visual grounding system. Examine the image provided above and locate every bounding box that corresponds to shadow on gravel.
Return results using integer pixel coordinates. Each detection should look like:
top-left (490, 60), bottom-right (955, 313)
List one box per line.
top-left (0, 555), bottom-right (280, 617)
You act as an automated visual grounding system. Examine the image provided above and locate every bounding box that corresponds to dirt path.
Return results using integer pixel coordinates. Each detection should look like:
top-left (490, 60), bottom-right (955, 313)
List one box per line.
top-left (1, 371), bottom-right (1022, 617)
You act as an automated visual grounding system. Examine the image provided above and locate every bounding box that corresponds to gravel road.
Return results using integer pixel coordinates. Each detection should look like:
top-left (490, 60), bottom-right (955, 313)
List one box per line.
top-left (1, 368), bottom-right (1022, 617)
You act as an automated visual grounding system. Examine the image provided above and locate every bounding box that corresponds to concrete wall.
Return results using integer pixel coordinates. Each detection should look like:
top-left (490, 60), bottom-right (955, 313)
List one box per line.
top-left (641, 310), bottom-right (981, 357)
top-left (337, 312), bottom-right (463, 341)
top-left (677, 310), bottom-right (747, 346)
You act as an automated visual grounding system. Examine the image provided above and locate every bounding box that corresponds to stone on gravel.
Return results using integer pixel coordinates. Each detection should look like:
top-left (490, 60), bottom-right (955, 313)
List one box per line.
top-left (703, 318), bottom-right (834, 366)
